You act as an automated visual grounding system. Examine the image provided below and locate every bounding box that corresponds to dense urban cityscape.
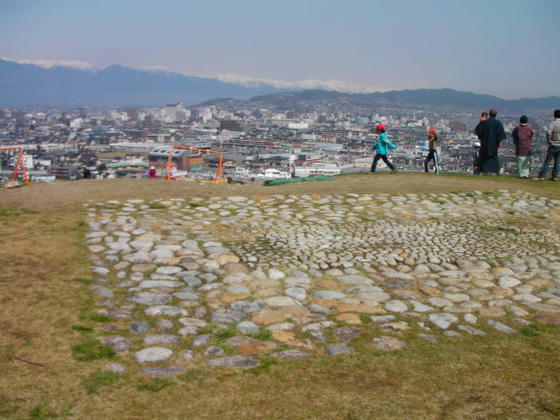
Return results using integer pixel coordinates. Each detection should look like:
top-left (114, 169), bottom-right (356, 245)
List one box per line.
top-left (0, 100), bottom-right (554, 184)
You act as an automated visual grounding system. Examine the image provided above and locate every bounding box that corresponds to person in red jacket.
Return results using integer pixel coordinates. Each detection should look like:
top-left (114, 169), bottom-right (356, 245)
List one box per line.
top-left (512, 115), bottom-right (534, 178)
top-left (149, 166), bottom-right (157, 178)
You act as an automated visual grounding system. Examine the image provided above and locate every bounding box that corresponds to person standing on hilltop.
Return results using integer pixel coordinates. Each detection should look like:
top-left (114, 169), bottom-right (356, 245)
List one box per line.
top-left (370, 124), bottom-right (398, 174)
top-left (475, 112), bottom-right (488, 140)
top-left (424, 128), bottom-right (440, 174)
top-left (472, 112), bottom-right (488, 175)
top-left (537, 109), bottom-right (560, 181)
top-left (512, 115), bottom-right (534, 179)
top-left (475, 109), bottom-right (506, 175)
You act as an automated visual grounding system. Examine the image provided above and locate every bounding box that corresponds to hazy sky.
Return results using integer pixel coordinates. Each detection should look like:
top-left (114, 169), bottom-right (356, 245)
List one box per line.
top-left (1, 0), bottom-right (559, 99)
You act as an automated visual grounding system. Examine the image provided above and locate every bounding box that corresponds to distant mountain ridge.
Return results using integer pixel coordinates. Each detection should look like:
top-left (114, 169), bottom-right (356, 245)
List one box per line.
top-left (0, 58), bottom-right (558, 111)
top-left (0, 59), bottom-right (281, 107)
top-left (205, 89), bottom-right (559, 113)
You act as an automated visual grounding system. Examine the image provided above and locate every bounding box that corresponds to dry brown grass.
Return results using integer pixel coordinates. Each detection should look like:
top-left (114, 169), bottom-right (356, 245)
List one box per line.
top-left (1, 173), bottom-right (559, 419)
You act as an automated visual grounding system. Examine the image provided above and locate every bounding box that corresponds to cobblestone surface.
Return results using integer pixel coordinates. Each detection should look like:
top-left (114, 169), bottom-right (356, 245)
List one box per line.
top-left (85, 191), bottom-right (560, 373)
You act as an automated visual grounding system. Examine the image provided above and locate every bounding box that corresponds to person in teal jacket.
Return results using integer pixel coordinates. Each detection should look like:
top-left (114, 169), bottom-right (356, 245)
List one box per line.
top-left (371, 124), bottom-right (398, 173)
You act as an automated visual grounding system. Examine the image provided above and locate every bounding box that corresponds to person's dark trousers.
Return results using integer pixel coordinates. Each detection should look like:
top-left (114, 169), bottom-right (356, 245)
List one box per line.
top-left (371, 154), bottom-right (395, 172)
top-left (424, 150), bottom-right (436, 172)
top-left (539, 146), bottom-right (560, 179)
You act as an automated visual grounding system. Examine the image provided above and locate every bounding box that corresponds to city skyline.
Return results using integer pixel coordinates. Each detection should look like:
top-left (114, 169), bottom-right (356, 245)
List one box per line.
top-left (1, 0), bottom-right (559, 99)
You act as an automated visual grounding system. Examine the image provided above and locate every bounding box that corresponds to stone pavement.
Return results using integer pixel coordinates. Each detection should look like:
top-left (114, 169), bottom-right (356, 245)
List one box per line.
top-left (84, 190), bottom-right (560, 376)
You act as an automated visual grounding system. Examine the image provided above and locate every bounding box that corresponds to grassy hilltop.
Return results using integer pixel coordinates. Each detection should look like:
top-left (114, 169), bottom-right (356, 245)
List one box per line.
top-left (1, 173), bottom-right (560, 419)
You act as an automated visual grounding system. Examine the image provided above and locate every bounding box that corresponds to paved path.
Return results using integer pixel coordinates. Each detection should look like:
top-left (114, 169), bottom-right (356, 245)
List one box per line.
top-left (84, 190), bottom-right (560, 376)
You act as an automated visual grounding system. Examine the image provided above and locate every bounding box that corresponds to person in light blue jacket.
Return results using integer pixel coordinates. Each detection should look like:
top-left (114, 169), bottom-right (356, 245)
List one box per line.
top-left (370, 124), bottom-right (398, 173)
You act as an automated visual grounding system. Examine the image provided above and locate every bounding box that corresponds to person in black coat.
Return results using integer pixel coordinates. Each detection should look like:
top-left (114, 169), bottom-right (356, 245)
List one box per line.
top-left (475, 108), bottom-right (506, 174)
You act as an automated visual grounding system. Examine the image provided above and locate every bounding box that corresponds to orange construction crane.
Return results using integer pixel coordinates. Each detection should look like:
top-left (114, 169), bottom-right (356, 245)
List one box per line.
top-left (164, 145), bottom-right (224, 183)
top-left (0, 146), bottom-right (30, 190)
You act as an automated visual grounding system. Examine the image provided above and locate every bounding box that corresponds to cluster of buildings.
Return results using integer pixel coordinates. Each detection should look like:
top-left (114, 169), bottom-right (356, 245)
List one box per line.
top-left (0, 102), bottom-right (552, 182)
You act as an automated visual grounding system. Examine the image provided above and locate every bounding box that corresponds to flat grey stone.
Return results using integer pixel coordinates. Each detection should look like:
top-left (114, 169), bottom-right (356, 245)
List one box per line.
top-left (457, 325), bottom-right (487, 335)
top-left (211, 309), bottom-right (246, 324)
top-left (91, 285), bottom-right (114, 298)
top-left (326, 343), bottom-right (355, 355)
top-left (206, 356), bottom-right (258, 368)
top-left (128, 292), bottom-right (172, 306)
top-left (301, 321), bottom-right (335, 332)
top-left (271, 350), bottom-right (310, 359)
top-left (313, 290), bottom-right (346, 300)
top-left (192, 334), bottom-right (212, 347)
top-left (356, 291), bottom-right (391, 302)
top-left (106, 363), bottom-right (126, 373)
top-left (141, 366), bottom-right (186, 377)
top-left (285, 287), bottom-right (307, 301)
top-left (487, 320), bottom-right (516, 334)
top-left (108, 310), bottom-right (134, 320)
top-left (183, 349), bottom-right (195, 360)
top-left (184, 277), bottom-right (202, 287)
top-left (131, 320), bottom-right (150, 334)
top-left (384, 300), bottom-right (408, 313)
top-left (230, 300), bottom-right (266, 313)
top-left (145, 305), bottom-right (188, 317)
top-left (105, 336), bottom-right (132, 352)
top-left (135, 347), bottom-right (173, 363)
top-left (139, 280), bottom-right (184, 289)
top-left (236, 321), bottom-right (260, 335)
top-left (498, 276), bottom-right (521, 288)
top-left (156, 319), bottom-right (174, 332)
top-left (309, 331), bottom-right (329, 341)
top-left (370, 315), bottom-right (396, 323)
top-left (178, 326), bottom-right (199, 336)
top-left (92, 267), bottom-right (110, 275)
top-left (308, 303), bottom-right (332, 314)
top-left (382, 279), bottom-right (412, 289)
top-left (338, 275), bottom-right (373, 285)
top-left (143, 334), bottom-right (181, 345)
top-left (373, 336), bottom-right (409, 351)
top-left (418, 334), bottom-right (438, 343)
top-left (333, 327), bottom-right (362, 341)
top-left (226, 285), bottom-right (250, 294)
top-left (428, 313), bottom-right (458, 329)
top-left (204, 346), bottom-right (225, 356)
top-left (173, 291), bottom-right (199, 300)
top-left (409, 300), bottom-right (433, 313)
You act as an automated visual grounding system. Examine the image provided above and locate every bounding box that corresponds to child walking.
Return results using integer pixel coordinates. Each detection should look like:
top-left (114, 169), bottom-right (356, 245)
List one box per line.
top-left (371, 124), bottom-right (397, 173)
top-left (424, 128), bottom-right (440, 174)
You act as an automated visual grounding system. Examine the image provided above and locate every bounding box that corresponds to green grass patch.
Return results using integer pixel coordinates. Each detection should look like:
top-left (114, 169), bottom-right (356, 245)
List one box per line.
top-left (214, 326), bottom-right (236, 340)
top-left (137, 378), bottom-right (173, 392)
top-left (521, 325), bottom-right (541, 337)
top-left (82, 371), bottom-right (120, 394)
top-left (72, 337), bottom-right (115, 361)
top-left (88, 313), bottom-right (112, 323)
top-left (248, 330), bottom-right (272, 341)
top-left (148, 202), bottom-right (166, 210)
top-left (189, 202), bottom-right (203, 208)
top-left (73, 277), bottom-right (93, 285)
top-left (71, 325), bottom-right (93, 333)
top-left (29, 402), bottom-right (57, 419)
top-left (179, 369), bottom-right (206, 382)
top-left (0, 208), bottom-right (38, 218)
top-left (245, 358), bottom-right (279, 375)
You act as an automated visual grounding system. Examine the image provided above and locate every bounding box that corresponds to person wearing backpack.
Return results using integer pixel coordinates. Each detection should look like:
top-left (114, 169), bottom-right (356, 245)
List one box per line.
top-left (370, 124), bottom-right (397, 174)
top-left (537, 109), bottom-right (560, 181)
